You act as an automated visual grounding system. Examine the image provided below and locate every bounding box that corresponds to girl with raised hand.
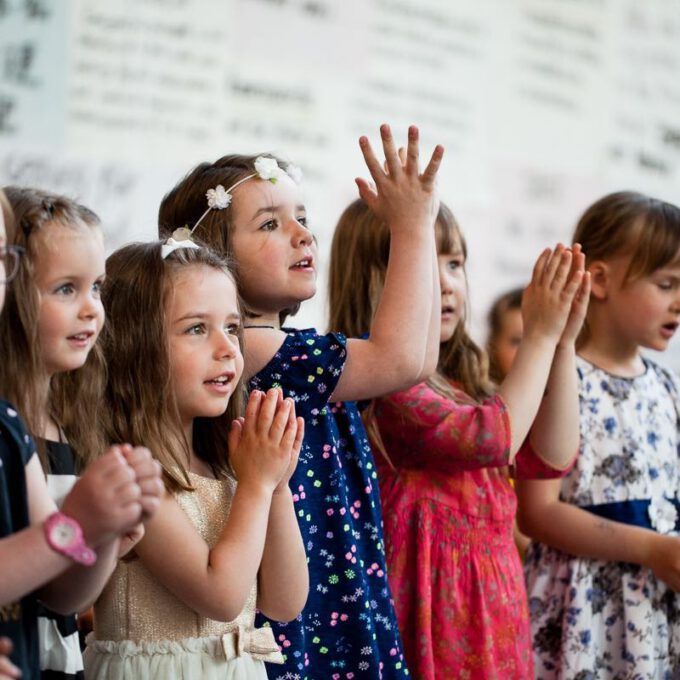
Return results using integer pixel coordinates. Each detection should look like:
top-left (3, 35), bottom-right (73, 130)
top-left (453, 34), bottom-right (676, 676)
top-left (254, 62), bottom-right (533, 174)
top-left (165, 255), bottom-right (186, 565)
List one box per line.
top-left (517, 191), bottom-right (680, 679)
top-left (158, 124), bottom-right (442, 679)
top-left (84, 239), bottom-right (307, 680)
top-left (328, 199), bottom-right (589, 679)
top-left (0, 190), bottom-right (162, 680)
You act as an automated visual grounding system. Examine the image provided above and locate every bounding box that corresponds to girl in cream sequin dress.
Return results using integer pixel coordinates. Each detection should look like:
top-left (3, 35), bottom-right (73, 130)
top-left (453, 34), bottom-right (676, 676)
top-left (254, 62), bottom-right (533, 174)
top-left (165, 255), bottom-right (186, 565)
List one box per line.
top-left (84, 240), bottom-right (308, 679)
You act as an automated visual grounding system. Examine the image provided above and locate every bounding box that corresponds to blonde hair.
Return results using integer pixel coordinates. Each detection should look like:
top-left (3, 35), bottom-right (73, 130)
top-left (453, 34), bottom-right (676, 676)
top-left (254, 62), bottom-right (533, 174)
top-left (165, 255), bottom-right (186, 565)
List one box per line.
top-left (328, 199), bottom-right (493, 403)
top-left (0, 186), bottom-right (106, 471)
top-left (101, 241), bottom-right (245, 491)
top-left (159, 154), bottom-right (299, 325)
top-left (573, 191), bottom-right (680, 347)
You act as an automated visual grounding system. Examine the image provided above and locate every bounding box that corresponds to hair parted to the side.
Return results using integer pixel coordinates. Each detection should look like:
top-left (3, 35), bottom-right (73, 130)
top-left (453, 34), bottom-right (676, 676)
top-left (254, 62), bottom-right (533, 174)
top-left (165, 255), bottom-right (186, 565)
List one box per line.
top-left (486, 287), bottom-right (523, 384)
top-left (573, 190), bottom-right (680, 348)
top-left (102, 240), bottom-right (245, 492)
top-left (158, 153), bottom-right (299, 324)
top-left (328, 199), bottom-right (493, 405)
top-left (0, 186), bottom-right (106, 472)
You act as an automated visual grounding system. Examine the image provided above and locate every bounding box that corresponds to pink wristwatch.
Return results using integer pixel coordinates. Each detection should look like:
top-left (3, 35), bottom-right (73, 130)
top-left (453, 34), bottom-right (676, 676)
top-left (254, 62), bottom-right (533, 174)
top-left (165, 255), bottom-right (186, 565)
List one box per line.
top-left (44, 512), bottom-right (97, 566)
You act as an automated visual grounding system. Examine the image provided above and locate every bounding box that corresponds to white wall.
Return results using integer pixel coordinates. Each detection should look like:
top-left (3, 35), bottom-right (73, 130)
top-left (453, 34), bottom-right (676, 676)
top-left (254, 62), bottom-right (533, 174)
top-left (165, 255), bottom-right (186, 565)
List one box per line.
top-left (2, 0), bottom-right (680, 363)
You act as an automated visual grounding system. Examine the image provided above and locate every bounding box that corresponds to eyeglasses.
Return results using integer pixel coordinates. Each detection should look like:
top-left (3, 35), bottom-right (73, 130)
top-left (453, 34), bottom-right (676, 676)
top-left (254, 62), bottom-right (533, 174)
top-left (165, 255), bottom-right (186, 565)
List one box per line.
top-left (0, 245), bottom-right (25, 284)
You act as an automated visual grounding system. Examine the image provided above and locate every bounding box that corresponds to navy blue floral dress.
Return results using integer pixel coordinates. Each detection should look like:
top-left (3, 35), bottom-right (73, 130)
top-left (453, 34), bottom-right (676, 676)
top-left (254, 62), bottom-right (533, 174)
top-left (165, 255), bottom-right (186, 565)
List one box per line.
top-left (250, 329), bottom-right (409, 680)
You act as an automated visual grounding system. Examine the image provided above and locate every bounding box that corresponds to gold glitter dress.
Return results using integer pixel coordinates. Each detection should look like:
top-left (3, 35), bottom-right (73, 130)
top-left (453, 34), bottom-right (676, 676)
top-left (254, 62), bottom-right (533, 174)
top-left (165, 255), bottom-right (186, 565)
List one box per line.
top-left (83, 473), bottom-right (283, 680)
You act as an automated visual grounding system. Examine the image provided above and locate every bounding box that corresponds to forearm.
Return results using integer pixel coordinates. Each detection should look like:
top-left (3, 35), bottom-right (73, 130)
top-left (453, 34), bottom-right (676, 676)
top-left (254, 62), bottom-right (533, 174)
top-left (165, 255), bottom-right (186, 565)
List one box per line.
top-left (528, 344), bottom-right (579, 468)
top-left (257, 488), bottom-right (308, 621)
top-left (418, 244), bottom-right (441, 381)
top-left (370, 227), bottom-right (434, 384)
top-left (497, 332), bottom-right (557, 457)
top-left (40, 538), bottom-right (120, 614)
top-left (517, 491), bottom-right (658, 566)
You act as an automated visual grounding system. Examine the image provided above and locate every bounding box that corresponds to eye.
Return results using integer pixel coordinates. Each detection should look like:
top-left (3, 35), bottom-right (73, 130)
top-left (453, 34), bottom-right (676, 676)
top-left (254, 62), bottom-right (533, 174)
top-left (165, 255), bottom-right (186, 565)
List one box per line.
top-left (55, 282), bottom-right (75, 295)
top-left (225, 323), bottom-right (240, 336)
top-left (92, 279), bottom-right (104, 295)
top-left (186, 322), bottom-right (206, 336)
top-left (260, 219), bottom-right (279, 232)
top-left (297, 216), bottom-right (308, 228)
top-left (657, 280), bottom-right (675, 291)
top-left (448, 259), bottom-right (463, 270)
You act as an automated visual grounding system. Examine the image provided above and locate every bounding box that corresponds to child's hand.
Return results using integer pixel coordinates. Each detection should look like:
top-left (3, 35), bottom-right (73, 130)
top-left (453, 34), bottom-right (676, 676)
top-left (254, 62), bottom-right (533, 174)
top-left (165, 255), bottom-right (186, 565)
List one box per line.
top-left (119, 444), bottom-right (164, 521)
top-left (521, 244), bottom-right (583, 345)
top-left (61, 446), bottom-right (143, 548)
top-left (118, 523), bottom-right (145, 560)
top-left (356, 124), bottom-right (443, 234)
top-left (558, 243), bottom-right (591, 348)
top-left (646, 534), bottom-right (680, 591)
top-left (228, 389), bottom-right (300, 494)
top-left (273, 403), bottom-right (304, 495)
top-left (0, 638), bottom-right (20, 679)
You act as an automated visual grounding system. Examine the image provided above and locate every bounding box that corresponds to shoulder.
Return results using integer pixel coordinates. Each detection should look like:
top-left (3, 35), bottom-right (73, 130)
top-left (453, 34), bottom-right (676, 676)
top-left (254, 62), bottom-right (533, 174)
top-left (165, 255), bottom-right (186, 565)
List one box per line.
top-left (643, 356), bottom-right (680, 397)
top-left (0, 400), bottom-right (36, 466)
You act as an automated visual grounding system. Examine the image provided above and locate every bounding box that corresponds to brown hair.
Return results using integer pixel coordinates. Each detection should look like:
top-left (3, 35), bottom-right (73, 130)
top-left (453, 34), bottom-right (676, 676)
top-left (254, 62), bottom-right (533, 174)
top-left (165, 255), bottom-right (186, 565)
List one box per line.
top-left (158, 154), bottom-right (299, 324)
top-left (0, 186), bottom-right (106, 471)
top-left (0, 188), bottom-right (14, 238)
top-left (573, 191), bottom-right (680, 347)
top-left (102, 241), bottom-right (245, 491)
top-left (328, 199), bottom-right (493, 403)
top-left (486, 287), bottom-right (523, 384)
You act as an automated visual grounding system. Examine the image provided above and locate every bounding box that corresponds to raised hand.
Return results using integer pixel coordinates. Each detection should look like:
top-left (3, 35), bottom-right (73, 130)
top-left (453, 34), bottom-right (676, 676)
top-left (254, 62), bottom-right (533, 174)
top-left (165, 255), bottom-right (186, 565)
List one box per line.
top-left (522, 244), bottom-right (583, 345)
top-left (120, 444), bottom-right (164, 520)
top-left (273, 400), bottom-right (304, 495)
top-left (356, 124), bottom-right (443, 231)
top-left (558, 243), bottom-right (591, 347)
top-left (61, 446), bottom-right (143, 548)
top-left (227, 389), bottom-right (301, 494)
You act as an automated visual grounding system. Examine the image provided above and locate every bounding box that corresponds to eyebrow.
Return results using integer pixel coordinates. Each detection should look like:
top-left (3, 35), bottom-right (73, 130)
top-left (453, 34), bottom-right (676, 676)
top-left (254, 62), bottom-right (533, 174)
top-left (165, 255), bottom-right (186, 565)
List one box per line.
top-left (251, 204), bottom-right (307, 221)
top-left (174, 312), bottom-right (242, 324)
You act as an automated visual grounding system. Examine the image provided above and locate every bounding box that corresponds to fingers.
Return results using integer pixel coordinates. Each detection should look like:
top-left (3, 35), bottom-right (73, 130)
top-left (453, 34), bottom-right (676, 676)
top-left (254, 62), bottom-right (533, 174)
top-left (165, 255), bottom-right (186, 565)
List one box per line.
top-left (256, 388), bottom-right (281, 435)
top-left (380, 124), bottom-right (402, 178)
top-left (420, 143), bottom-right (444, 190)
top-left (531, 248), bottom-right (551, 284)
top-left (228, 418), bottom-right (243, 456)
top-left (293, 416), bottom-right (305, 456)
top-left (358, 135), bottom-right (384, 185)
top-left (270, 397), bottom-right (293, 443)
top-left (404, 125), bottom-right (419, 176)
top-left (542, 245), bottom-right (569, 289)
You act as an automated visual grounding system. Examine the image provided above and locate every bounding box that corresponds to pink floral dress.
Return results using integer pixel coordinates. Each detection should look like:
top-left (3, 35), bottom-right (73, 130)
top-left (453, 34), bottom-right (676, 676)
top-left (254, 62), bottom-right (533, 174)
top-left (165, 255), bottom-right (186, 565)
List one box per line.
top-left (373, 381), bottom-right (571, 680)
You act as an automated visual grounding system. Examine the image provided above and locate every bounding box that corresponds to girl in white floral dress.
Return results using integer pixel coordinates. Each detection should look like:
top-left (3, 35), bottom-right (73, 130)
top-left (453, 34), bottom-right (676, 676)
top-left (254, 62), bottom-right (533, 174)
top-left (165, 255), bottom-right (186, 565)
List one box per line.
top-left (517, 191), bottom-right (680, 680)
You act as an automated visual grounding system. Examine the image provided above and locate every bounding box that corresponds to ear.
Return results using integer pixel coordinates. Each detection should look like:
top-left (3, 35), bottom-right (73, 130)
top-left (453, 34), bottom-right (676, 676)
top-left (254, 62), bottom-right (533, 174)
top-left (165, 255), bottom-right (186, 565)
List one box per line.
top-left (587, 260), bottom-right (609, 301)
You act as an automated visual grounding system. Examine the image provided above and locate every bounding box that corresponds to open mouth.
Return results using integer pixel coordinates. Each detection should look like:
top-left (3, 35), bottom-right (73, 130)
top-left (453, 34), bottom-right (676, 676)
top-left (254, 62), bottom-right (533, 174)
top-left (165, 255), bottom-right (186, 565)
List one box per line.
top-left (441, 305), bottom-right (455, 316)
top-left (204, 373), bottom-right (234, 386)
top-left (290, 257), bottom-right (313, 270)
top-left (67, 331), bottom-right (94, 342)
top-left (661, 322), bottom-right (679, 336)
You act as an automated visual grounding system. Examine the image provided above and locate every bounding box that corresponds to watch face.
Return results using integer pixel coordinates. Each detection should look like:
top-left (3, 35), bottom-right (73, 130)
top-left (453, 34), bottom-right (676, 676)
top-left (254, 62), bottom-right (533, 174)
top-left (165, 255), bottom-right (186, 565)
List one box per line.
top-left (53, 521), bottom-right (77, 548)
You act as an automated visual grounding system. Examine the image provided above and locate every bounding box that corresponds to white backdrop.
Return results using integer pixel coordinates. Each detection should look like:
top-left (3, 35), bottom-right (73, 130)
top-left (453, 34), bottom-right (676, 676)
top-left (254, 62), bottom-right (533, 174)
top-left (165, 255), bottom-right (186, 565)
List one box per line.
top-left (2, 0), bottom-right (680, 364)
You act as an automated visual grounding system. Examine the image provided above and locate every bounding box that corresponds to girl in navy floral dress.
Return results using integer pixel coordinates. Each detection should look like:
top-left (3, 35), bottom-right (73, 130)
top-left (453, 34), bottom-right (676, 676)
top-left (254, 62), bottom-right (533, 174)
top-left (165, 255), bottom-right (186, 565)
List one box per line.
top-left (159, 125), bottom-right (443, 679)
top-left (517, 191), bottom-right (680, 679)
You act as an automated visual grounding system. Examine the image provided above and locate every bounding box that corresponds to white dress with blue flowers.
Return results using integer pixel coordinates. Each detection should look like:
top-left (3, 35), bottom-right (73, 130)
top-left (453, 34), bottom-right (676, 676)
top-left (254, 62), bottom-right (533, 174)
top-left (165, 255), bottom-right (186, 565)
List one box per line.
top-left (525, 356), bottom-right (680, 680)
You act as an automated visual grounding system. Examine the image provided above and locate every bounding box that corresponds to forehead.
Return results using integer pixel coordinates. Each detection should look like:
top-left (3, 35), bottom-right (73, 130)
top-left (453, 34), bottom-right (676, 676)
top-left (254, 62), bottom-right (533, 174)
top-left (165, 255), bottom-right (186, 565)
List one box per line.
top-left (231, 175), bottom-right (303, 217)
top-left (170, 265), bottom-right (237, 307)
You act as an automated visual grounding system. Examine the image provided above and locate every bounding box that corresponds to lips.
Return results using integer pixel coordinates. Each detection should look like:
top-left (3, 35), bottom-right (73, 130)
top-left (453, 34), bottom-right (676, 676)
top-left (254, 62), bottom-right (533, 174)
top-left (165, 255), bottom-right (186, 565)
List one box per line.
top-left (204, 371), bottom-right (235, 386)
top-left (67, 331), bottom-right (94, 346)
top-left (289, 253), bottom-right (315, 271)
top-left (661, 322), bottom-right (679, 339)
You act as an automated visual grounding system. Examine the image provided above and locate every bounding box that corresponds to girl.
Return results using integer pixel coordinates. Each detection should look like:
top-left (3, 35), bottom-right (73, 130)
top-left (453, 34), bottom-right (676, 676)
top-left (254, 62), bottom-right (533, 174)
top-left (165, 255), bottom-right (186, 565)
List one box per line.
top-left (0, 191), bottom-right (162, 679)
top-left (328, 199), bottom-right (589, 679)
top-left (158, 125), bottom-right (442, 678)
top-left (0, 187), bottom-right (155, 679)
top-left (487, 286), bottom-right (524, 384)
top-left (517, 191), bottom-right (680, 679)
top-left (84, 239), bottom-right (308, 679)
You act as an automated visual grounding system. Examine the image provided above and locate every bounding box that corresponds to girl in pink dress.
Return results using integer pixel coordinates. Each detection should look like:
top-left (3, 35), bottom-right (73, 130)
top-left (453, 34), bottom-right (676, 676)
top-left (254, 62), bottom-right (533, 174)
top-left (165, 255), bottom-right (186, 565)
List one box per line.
top-left (328, 200), bottom-right (589, 679)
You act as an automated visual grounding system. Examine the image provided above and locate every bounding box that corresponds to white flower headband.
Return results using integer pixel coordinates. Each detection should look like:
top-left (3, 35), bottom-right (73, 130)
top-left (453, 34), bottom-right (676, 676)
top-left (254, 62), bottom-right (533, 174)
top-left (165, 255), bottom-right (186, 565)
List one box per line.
top-left (161, 156), bottom-right (303, 259)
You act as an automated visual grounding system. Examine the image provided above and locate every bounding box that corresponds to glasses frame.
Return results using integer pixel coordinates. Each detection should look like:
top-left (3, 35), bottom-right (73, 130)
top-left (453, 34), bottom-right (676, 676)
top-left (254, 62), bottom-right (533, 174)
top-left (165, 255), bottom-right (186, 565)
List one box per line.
top-left (0, 245), bottom-right (26, 284)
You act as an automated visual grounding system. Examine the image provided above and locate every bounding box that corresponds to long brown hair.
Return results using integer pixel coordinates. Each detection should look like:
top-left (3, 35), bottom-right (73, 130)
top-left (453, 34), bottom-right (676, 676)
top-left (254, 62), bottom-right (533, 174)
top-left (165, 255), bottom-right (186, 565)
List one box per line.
top-left (159, 154), bottom-right (299, 324)
top-left (0, 186), bottom-right (107, 471)
top-left (328, 199), bottom-right (493, 403)
top-left (102, 241), bottom-right (245, 491)
top-left (573, 191), bottom-right (680, 347)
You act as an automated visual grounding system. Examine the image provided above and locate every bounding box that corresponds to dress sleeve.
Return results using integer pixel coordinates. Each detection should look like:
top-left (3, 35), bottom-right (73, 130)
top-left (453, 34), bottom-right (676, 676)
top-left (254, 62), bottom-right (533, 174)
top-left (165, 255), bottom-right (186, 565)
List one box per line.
top-left (373, 382), bottom-right (512, 472)
top-left (511, 438), bottom-right (577, 480)
top-left (248, 329), bottom-right (347, 420)
top-left (0, 401), bottom-right (37, 466)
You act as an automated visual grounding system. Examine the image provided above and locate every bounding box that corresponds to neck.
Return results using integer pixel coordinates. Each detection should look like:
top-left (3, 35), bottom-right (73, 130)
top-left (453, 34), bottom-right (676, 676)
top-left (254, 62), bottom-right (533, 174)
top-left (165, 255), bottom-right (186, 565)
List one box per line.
top-left (245, 311), bottom-right (281, 329)
top-left (579, 312), bottom-right (644, 377)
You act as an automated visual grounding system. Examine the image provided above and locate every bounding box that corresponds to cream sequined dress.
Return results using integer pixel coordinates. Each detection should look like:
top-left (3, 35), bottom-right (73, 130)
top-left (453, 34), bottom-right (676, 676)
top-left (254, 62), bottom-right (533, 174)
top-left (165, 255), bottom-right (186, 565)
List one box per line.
top-left (84, 473), bottom-right (283, 680)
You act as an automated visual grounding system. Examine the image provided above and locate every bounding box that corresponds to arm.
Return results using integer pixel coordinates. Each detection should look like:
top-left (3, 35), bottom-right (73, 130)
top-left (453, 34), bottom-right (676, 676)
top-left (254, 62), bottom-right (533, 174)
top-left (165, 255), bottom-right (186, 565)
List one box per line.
top-left (527, 246), bottom-right (590, 469)
top-left (331, 125), bottom-right (443, 402)
top-left (495, 245), bottom-right (583, 458)
top-left (516, 478), bottom-right (680, 590)
top-left (418, 243), bottom-right (442, 381)
top-left (0, 450), bottom-right (144, 612)
top-left (135, 390), bottom-right (303, 622)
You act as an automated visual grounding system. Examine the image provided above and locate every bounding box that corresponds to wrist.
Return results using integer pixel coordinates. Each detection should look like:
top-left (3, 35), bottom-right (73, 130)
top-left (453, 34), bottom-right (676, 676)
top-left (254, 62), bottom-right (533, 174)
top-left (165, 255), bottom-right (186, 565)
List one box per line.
top-left (638, 531), bottom-right (663, 569)
top-left (43, 512), bottom-right (97, 566)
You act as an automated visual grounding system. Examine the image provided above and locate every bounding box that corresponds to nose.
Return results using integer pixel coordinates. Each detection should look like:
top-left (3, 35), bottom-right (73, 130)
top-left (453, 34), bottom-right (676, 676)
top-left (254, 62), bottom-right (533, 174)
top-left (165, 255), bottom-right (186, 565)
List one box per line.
top-left (439, 268), bottom-right (454, 295)
top-left (290, 218), bottom-right (312, 247)
top-left (79, 290), bottom-right (103, 320)
top-left (215, 330), bottom-right (240, 360)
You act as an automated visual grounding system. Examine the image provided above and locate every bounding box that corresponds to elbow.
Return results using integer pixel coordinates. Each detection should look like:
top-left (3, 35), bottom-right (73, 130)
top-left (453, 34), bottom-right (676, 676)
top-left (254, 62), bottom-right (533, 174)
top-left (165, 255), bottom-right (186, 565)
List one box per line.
top-left (259, 593), bottom-right (307, 623)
